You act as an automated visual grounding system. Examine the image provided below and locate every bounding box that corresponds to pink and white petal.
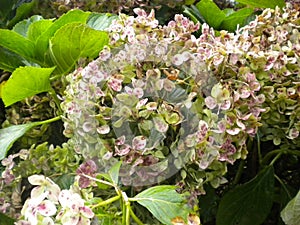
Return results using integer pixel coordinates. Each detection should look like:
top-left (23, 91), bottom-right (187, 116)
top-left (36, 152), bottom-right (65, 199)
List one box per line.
top-left (77, 216), bottom-right (91, 225)
top-left (58, 190), bottom-right (72, 208)
top-left (60, 211), bottom-right (79, 225)
top-left (132, 136), bottom-right (147, 150)
top-left (30, 186), bottom-right (45, 199)
top-left (47, 183), bottom-right (61, 203)
top-left (205, 96), bottom-right (217, 109)
top-left (30, 189), bottom-right (48, 205)
top-left (79, 206), bottom-right (94, 218)
top-left (41, 216), bottom-right (55, 225)
top-left (226, 128), bottom-right (240, 135)
top-left (37, 200), bottom-right (57, 217)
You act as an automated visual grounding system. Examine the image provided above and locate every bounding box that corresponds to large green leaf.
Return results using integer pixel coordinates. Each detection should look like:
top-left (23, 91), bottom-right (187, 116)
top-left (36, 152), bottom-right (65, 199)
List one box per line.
top-left (236, 0), bottom-right (285, 8)
top-left (35, 9), bottom-right (91, 60)
top-left (134, 185), bottom-right (191, 225)
top-left (13, 15), bottom-right (43, 37)
top-left (87, 13), bottom-right (118, 31)
top-left (196, 0), bottom-right (226, 29)
top-left (0, 0), bottom-right (16, 26)
top-left (0, 122), bottom-right (40, 160)
top-left (0, 29), bottom-right (35, 60)
top-left (221, 8), bottom-right (254, 32)
top-left (27, 19), bottom-right (53, 41)
top-left (1, 66), bottom-right (55, 106)
top-left (47, 23), bottom-right (109, 74)
top-left (281, 190), bottom-right (300, 225)
top-left (6, 0), bottom-right (37, 28)
top-left (216, 166), bottom-right (275, 225)
top-left (0, 46), bottom-right (26, 72)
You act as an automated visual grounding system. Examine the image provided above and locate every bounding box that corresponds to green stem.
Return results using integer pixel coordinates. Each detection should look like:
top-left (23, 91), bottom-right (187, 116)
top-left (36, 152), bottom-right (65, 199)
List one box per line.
top-left (256, 133), bottom-right (262, 164)
top-left (81, 174), bottom-right (115, 188)
top-left (129, 207), bottom-right (144, 225)
top-left (125, 203), bottom-right (130, 225)
top-left (232, 160), bottom-right (245, 186)
top-left (122, 201), bottom-right (126, 225)
top-left (120, 191), bottom-right (131, 225)
top-left (49, 74), bottom-right (62, 82)
top-left (274, 174), bottom-right (293, 200)
top-left (91, 195), bottom-right (120, 209)
top-left (261, 149), bottom-right (300, 166)
top-left (269, 152), bottom-right (282, 166)
top-left (38, 116), bottom-right (61, 125)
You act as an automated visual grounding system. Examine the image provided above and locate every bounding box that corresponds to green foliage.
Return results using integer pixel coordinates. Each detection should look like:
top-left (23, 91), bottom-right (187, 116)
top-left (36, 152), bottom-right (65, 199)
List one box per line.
top-left (0, 10), bottom-right (112, 107)
top-left (216, 166), bottom-right (275, 225)
top-left (0, 212), bottom-right (14, 225)
top-left (87, 13), bottom-right (118, 31)
top-left (108, 161), bottom-right (122, 185)
top-left (196, 0), bottom-right (226, 29)
top-left (221, 7), bottom-right (254, 31)
top-left (134, 185), bottom-right (191, 225)
top-left (0, 0), bottom-right (37, 28)
top-left (0, 116), bottom-right (60, 160)
top-left (48, 23), bottom-right (108, 74)
top-left (236, 0), bottom-right (285, 9)
top-left (281, 189), bottom-right (300, 225)
top-left (0, 122), bottom-right (40, 160)
top-left (184, 0), bottom-right (255, 32)
top-left (1, 67), bottom-right (55, 106)
top-left (0, 10), bottom-right (111, 74)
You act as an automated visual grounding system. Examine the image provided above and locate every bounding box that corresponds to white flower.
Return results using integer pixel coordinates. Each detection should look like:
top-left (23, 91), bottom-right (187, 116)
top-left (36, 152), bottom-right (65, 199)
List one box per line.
top-left (57, 190), bottom-right (94, 225)
top-left (28, 175), bottom-right (61, 203)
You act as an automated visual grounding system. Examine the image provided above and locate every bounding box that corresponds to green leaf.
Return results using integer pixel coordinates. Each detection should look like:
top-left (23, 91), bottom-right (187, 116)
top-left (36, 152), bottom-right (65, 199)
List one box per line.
top-left (0, 46), bottom-right (26, 72)
top-left (87, 13), bottom-right (118, 31)
top-left (108, 161), bottom-right (122, 185)
top-left (216, 166), bottom-right (275, 225)
top-left (183, 5), bottom-right (206, 24)
top-left (196, 0), bottom-right (226, 29)
top-left (236, 0), bottom-right (285, 8)
top-left (7, 0), bottom-right (37, 29)
top-left (134, 185), bottom-right (191, 225)
top-left (0, 122), bottom-right (40, 160)
top-left (1, 66), bottom-right (55, 106)
top-left (0, 212), bottom-right (15, 225)
top-left (221, 8), bottom-right (254, 32)
top-left (281, 190), bottom-right (300, 225)
top-left (0, 0), bottom-right (16, 22)
top-left (35, 9), bottom-right (91, 60)
top-left (27, 19), bottom-right (53, 41)
top-left (47, 23), bottom-right (108, 74)
top-left (54, 174), bottom-right (75, 190)
top-left (0, 29), bottom-right (35, 60)
top-left (13, 15), bottom-right (44, 37)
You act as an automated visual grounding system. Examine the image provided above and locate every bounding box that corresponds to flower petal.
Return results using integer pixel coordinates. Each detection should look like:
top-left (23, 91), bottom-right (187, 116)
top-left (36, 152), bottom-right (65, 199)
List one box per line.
top-left (80, 206), bottom-right (94, 218)
top-left (37, 200), bottom-right (57, 217)
top-left (28, 174), bottom-right (45, 185)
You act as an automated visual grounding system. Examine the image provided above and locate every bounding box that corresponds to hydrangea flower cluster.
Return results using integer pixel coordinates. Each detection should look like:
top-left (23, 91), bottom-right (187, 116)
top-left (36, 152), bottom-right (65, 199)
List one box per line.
top-left (0, 142), bottom-right (81, 219)
top-left (236, 4), bottom-right (300, 147)
top-left (16, 175), bottom-right (94, 225)
top-left (62, 8), bottom-right (266, 190)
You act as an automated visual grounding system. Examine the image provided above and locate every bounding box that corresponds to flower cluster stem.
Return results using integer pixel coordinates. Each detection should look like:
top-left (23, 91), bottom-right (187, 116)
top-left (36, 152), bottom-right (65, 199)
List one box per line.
top-left (261, 149), bottom-right (300, 166)
top-left (91, 195), bottom-right (120, 209)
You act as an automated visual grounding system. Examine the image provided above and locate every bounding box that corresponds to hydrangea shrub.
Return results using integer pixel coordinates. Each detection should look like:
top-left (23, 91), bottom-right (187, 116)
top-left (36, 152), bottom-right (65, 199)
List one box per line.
top-left (1, 3), bottom-right (299, 224)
